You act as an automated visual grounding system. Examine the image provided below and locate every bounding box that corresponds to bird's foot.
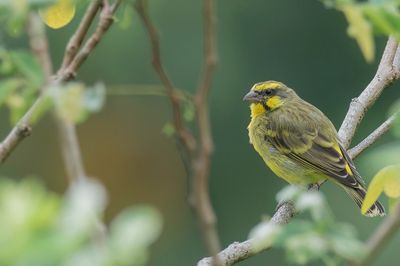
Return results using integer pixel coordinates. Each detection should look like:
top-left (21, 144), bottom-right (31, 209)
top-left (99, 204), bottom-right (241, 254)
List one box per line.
top-left (307, 180), bottom-right (327, 191)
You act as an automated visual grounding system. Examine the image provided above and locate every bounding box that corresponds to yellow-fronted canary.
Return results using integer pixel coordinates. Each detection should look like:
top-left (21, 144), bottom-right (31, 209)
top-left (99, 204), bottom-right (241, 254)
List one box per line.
top-left (244, 80), bottom-right (384, 217)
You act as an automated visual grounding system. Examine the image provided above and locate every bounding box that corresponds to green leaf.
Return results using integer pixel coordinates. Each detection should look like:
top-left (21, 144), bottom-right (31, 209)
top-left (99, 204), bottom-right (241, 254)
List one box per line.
top-left (0, 78), bottom-right (22, 107)
top-left (183, 100), bottom-right (195, 122)
top-left (340, 4), bottom-right (375, 62)
top-left (362, 164), bottom-right (400, 214)
top-left (162, 122), bottom-right (175, 137)
top-left (117, 3), bottom-right (134, 29)
top-left (9, 50), bottom-right (44, 87)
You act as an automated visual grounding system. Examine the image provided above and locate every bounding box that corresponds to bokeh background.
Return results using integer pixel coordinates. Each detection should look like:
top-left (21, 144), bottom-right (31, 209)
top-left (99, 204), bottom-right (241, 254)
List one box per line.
top-left (2, 0), bottom-right (400, 265)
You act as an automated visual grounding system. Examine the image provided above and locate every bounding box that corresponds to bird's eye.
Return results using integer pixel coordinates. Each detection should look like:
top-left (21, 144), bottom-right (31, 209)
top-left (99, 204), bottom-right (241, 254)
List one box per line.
top-left (265, 89), bottom-right (272, 95)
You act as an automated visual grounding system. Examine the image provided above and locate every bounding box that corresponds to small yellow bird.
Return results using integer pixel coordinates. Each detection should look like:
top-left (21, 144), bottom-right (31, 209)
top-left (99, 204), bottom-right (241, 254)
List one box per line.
top-left (244, 81), bottom-right (385, 217)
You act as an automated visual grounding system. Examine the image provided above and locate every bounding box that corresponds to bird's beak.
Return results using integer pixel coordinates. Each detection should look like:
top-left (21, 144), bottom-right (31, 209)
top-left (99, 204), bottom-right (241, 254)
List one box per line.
top-left (243, 91), bottom-right (261, 103)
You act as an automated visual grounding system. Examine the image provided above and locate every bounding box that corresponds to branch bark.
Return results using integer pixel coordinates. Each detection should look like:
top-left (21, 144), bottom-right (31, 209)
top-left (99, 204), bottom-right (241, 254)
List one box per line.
top-left (198, 36), bottom-right (400, 266)
top-left (348, 112), bottom-right (398, 159)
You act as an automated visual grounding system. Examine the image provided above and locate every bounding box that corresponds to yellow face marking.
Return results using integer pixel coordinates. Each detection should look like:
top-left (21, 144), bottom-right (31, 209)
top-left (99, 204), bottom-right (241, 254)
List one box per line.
top-left (266, 96), bottom-right (283, 110)
top-left (250, 103), bottom-right (266, 118)
top-left (252, 81), bottom-right (283, 91)
top-left (334, 144), bottom-right (354, 176)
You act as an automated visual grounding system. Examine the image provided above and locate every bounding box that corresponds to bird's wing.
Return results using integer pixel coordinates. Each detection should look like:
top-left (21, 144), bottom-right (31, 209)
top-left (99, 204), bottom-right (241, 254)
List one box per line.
top-left (265, 114), bottom-right (362, 188)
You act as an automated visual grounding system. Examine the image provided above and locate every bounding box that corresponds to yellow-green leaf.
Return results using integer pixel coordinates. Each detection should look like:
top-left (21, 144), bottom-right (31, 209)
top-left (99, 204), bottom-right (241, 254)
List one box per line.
top-left (39, 0), bottom-right (76, 29)
top-left (340, 4), bottom-right (375, 63)
top-left (382, 165), bottom-right (400, 198)
top-left (362, 164), bottom-right (400, 214)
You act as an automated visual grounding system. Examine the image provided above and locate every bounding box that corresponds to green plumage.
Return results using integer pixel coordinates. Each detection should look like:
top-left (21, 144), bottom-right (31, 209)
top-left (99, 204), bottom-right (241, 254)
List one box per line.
top-left (244, 81), bottom-right (385, 217)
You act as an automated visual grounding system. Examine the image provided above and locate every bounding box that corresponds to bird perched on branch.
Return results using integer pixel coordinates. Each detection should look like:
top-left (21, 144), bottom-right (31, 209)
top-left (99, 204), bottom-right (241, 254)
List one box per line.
top-left (244, 80), bottom-right (385, 217)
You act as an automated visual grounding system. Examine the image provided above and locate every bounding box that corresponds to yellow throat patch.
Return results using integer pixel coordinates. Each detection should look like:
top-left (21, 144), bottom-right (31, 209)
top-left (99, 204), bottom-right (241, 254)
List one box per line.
top-left (250, 96), bottom-right (283, 117)
top-left (266, 96), bottom-right (283, 110)
top-left (250, 103), bottom-right (266, 118)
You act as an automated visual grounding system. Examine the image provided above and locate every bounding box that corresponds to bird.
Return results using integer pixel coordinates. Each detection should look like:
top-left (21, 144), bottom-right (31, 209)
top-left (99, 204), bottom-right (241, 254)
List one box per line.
top-left (243, 80), bottom-right (385, 217)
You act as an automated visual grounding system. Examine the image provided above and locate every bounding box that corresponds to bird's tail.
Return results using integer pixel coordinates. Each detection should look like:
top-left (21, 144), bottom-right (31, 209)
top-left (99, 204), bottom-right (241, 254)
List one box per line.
top-left (343, 185), bottom-right (385, 217)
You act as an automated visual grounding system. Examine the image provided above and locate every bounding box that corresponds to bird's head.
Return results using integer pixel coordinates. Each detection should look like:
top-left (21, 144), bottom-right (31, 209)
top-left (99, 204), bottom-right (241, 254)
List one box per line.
top-left (243, 81), bottom-right (297, 117)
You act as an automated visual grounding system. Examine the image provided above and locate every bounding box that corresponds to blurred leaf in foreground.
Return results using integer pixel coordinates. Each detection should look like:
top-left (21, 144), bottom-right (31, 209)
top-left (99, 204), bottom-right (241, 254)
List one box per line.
top-left (0, 177), bottom-right (162, 266)
top-left (250, 186), bottom-right (366, 265)
top-left (362, 164), bottom-right (400, 214)
top-left (339, 3), bottom-right (375, 62)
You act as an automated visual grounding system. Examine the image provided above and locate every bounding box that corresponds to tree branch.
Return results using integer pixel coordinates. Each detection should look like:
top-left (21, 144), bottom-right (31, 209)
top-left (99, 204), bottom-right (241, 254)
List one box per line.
top-left (198, 36), bottom-right (400, 266)
top-left (60, 0), bottom-right (103, 70)
top-left (348, 112), bottom-right (398, 159)
top-left (338, 36), bottom-right (400, 147)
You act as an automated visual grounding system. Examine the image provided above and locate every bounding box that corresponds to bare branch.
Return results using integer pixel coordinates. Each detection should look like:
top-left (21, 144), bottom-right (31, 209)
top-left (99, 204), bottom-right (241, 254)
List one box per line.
top-left (197, 202), bottom-right (296, 266)
top-left (349, 113), bottom-right (398, 159)
top-left (198, 36), bottom-right (400, 266)
top-left (59, 3), bottom-right (118, 81)
top-left (134, 0), bottom-right (196, 154)
top-left (190, 0), bottom-right (221, 263)
top-left (60, 0), bottom-right (103, 70)
top-left (339, 36), bottom-right (400, 148)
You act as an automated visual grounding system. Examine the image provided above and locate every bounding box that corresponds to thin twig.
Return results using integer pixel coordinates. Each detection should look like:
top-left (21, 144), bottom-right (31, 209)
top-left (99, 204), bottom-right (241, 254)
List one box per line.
top-left (134, 0), bottom-right (196, 154)
top-left (60, 0), bottom-right (103, 70)
top-left (135, 0), bottom-right (221, 263)
top-left (348, 113), bottom-right (398, 159)
top-left (191, 0), bottom-right (221, 263)
top-left (59, 2), bottom-right (117, 81)
top-left (198, 36), bottom-right (400, 266)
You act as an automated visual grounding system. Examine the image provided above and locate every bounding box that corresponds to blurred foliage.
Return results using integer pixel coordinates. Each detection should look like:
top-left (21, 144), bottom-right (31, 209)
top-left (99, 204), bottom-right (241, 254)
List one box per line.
top-left (250, 186), bottom-right (366, 265)
top-left (0, 0), bottom-right (55, 35)
top-left (0, 48), bottom-right (43, 123)
top-left (0, 177), bottom-right (162, 266)
top-left (324, 0), bottom-right (400, 62)
top-left (0, 47), bottom-right (106, 124)
top-left (50, 82), bottom-right (106, 124)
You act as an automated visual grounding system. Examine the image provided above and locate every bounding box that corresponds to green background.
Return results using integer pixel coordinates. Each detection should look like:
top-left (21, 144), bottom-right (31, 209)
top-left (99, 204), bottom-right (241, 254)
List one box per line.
top-left (1, 0), bottom-right (400, 265)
